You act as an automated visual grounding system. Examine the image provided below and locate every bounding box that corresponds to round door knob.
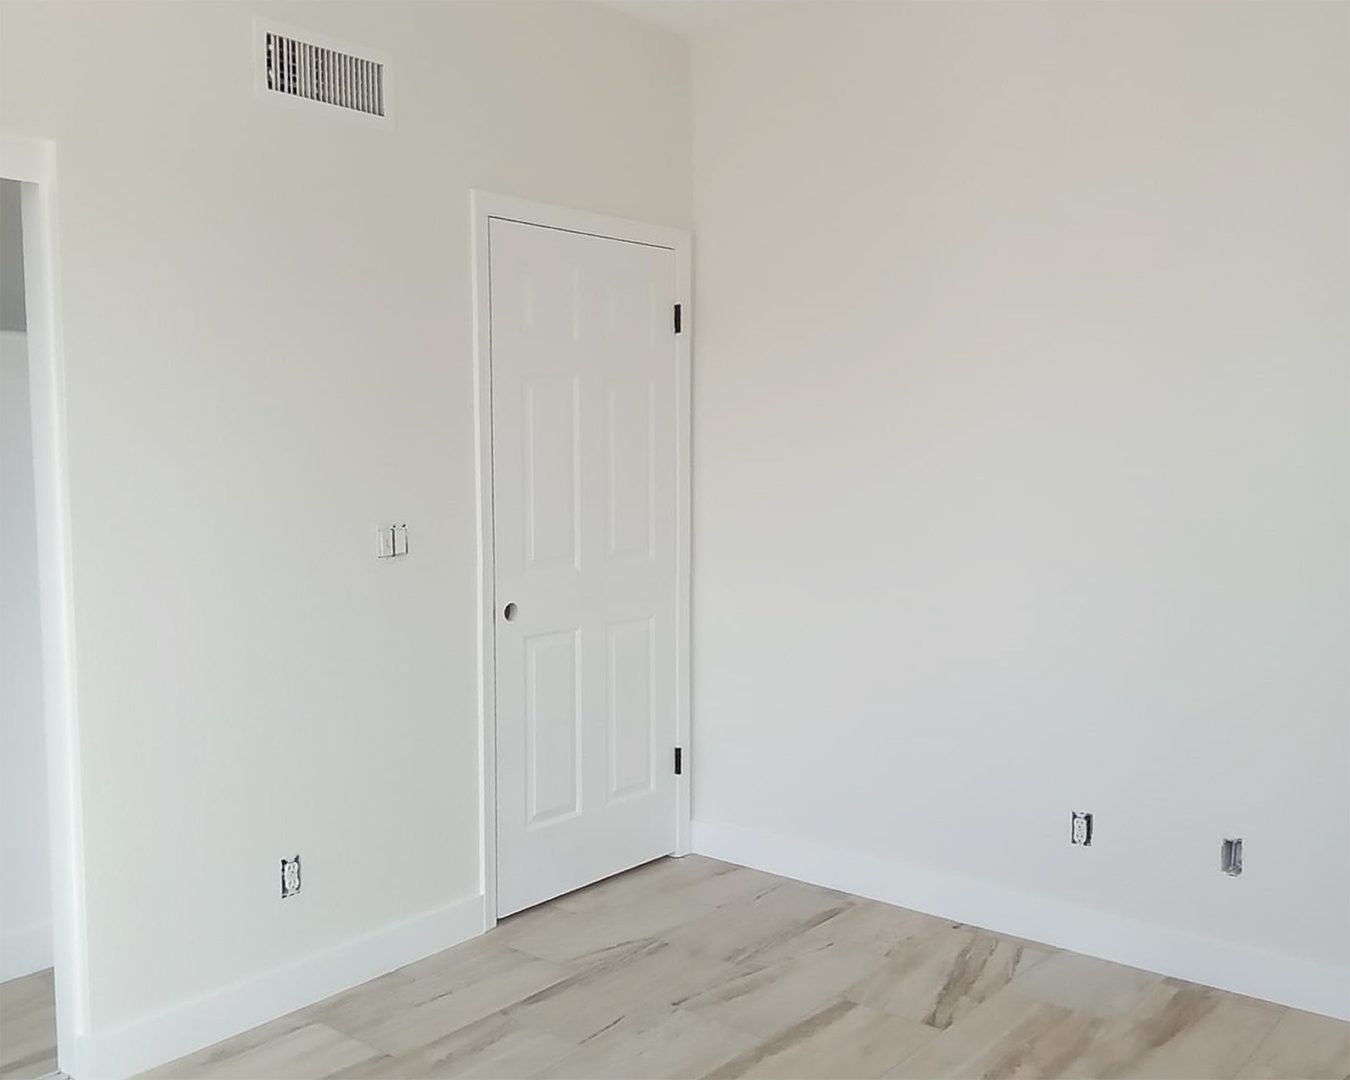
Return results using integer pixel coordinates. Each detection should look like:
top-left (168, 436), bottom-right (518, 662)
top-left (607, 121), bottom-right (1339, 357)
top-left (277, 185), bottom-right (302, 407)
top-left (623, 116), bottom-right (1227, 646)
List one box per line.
top-left (503, 602), bottom-right (518, 622)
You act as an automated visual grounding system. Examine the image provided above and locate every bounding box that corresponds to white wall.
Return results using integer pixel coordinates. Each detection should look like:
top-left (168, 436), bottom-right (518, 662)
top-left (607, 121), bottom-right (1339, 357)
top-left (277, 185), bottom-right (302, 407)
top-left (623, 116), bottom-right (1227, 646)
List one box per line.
top-left (691, 1), bottom-right (1349, 1017)
top-left (1, 326), bottom-right (52, 982)
top-left (0, 1), bottom-right (689, 1072)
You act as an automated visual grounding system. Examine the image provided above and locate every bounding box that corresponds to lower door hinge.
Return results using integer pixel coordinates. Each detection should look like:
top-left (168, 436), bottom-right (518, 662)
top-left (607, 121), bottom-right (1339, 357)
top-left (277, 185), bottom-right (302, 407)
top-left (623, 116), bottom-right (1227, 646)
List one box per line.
top-left (673, 303), bottom-right (683, 334)
top-left (674, 747), bottom-right (683, 775)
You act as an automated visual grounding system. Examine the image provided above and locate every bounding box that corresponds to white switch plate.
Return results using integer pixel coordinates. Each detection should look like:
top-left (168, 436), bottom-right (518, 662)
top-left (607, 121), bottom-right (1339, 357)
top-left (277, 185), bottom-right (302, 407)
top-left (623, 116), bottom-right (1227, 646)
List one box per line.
top-left (377, 524), bottom-right (408, 559)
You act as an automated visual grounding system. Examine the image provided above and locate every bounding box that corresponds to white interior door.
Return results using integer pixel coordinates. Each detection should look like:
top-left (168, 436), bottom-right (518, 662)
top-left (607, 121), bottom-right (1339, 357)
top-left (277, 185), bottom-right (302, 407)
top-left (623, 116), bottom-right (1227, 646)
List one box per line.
top-left (490, 217), bottom-right (679, 917)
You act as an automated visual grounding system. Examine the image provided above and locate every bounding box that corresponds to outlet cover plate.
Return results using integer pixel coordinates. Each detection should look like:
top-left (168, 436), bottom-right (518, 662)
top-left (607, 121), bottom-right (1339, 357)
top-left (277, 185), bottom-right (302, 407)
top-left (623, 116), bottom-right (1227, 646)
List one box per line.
top-left (281, 855), bottom-right (302, 898)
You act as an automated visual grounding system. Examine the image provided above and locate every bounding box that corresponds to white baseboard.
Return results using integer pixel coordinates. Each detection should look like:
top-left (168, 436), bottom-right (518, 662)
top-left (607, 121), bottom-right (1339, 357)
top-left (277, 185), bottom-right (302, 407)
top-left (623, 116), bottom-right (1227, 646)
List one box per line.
top-left (692, 819), bottom-right (1350, 1021)
top-left (80, 892), bottom-right (486, 1080)
top-left (0, 920), bottom-right (53, 982)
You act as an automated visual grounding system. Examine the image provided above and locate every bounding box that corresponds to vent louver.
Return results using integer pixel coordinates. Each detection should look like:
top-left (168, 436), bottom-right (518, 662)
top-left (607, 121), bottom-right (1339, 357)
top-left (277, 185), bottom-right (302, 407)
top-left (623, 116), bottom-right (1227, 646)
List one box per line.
top-left (260, 25), bottom-right (387, 120)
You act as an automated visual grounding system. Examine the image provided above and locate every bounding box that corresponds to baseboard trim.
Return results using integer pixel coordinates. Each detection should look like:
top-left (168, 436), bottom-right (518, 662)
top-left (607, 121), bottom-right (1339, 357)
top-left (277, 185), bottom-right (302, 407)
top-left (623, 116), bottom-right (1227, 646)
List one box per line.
top-left (0, 920), bottom-right (53, 982)
top-left (81, 892), bottom-right (486, 1080)
top-left (692, 819), bottom-right (1350, 1021)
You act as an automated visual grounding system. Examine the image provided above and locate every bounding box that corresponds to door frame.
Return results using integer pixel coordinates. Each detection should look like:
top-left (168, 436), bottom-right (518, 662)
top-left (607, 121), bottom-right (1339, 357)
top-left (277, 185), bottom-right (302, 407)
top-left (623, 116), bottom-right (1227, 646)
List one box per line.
top-left (0, 132), bottom-right (90, 1077)
top-left (469, 191), bottom-right (692, 926)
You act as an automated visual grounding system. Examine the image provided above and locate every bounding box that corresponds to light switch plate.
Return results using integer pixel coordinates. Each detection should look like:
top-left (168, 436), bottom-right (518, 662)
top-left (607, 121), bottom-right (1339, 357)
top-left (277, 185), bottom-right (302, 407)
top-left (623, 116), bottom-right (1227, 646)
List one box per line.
top-left (376, 526), bottom-right (396, 559)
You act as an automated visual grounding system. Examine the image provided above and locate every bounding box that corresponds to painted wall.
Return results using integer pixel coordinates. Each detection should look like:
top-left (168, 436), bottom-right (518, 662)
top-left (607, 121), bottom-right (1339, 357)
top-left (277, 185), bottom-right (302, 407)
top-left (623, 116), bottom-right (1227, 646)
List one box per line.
top-left (0, 0), bottom-right (689, 1068)
top-left (691, 1), bottom-right (1349, 1016)
top-left (1, 320), bottom-right (52, 981)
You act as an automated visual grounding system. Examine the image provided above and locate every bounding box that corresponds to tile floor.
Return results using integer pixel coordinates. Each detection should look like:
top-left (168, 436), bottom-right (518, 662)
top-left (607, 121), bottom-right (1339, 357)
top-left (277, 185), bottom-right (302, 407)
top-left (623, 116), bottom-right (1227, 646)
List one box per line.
top-left (3, 856), bottom-right (1346, 1079)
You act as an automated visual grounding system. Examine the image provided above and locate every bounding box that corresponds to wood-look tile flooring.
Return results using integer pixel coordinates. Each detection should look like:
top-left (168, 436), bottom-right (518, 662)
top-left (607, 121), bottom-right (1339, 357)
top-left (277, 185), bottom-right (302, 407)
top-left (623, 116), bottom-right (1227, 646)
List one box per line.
top-left (0, 966), bottom-right (56, 1079)
top-left (4, 857), bottom-right (1347, 1079)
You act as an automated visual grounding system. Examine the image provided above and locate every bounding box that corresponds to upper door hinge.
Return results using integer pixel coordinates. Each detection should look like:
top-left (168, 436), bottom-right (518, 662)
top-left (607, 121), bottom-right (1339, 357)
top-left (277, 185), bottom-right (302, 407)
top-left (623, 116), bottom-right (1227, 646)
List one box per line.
top-left (674, 747), bottom-right (683, 775)
top-left (673, 303), bottom-right (683, 335)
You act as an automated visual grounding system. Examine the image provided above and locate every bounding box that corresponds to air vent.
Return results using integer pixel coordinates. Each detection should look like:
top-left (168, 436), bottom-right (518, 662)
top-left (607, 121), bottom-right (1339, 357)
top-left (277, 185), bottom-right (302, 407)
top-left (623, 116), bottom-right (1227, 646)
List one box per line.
top-left (256, 20), bottom-right (390, 123)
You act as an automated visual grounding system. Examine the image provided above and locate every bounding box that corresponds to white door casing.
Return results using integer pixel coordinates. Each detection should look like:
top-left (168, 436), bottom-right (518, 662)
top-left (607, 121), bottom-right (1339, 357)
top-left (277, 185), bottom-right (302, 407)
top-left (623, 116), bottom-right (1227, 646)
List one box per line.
top-left (481, 203), bottom-right (688, 918)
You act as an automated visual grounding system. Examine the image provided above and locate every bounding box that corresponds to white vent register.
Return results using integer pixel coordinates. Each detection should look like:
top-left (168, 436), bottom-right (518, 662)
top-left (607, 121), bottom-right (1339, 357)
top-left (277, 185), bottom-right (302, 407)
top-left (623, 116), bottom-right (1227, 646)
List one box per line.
top-left (256, 20), bottom-right (390, 123)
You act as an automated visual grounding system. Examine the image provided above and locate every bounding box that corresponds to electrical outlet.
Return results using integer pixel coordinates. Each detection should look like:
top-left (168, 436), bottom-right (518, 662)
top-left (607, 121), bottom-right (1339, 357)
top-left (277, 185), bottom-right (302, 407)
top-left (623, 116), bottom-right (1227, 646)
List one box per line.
top-left (1070, 811), bottom-right (1093, 847)
top-left (1221, 838), bottom-right (1243, 876)
top-left (281, 855), bottom-right (302, 898)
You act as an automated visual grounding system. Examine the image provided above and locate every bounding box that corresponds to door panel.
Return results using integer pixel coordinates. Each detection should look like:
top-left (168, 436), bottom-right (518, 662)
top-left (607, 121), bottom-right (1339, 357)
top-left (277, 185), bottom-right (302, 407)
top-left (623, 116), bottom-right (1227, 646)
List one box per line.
top-left (607, 616), bottom-right (655, 802)
top-left (606, 380), bottom-right (656, 561)
top-left (523, 376), bottom-right (580, 570)
top-left (491, 218), bottom-right (678, 917)
top-left (524, 629), bottom-right (580, 827)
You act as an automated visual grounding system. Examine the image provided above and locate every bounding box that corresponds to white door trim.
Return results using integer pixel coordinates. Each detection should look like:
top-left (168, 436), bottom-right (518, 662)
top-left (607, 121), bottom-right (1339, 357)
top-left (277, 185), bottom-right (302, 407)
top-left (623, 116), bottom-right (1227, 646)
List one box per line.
top-left (469, 191), bottom-right (692, 927)
top-left (0, 132), bottom-right (91, 1078)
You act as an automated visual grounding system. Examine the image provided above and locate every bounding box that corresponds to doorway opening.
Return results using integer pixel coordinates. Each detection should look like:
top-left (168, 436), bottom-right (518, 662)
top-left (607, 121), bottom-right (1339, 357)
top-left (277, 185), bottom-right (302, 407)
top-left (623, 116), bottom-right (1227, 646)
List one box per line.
top-left (0, 175), bottom-right (56, 1078)
top-left (0, 135), bottom-right (85, 1080)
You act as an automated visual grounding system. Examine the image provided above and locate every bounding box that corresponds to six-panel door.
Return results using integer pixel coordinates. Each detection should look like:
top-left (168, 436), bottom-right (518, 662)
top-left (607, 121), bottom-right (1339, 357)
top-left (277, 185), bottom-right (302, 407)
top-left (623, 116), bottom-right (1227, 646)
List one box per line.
top-left (490, 218), bottom-right (678, 917)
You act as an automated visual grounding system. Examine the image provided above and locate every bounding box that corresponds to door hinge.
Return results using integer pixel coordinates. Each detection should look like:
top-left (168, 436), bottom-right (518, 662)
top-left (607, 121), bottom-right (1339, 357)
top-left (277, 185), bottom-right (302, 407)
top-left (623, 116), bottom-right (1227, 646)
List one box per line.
top-left (673, 303), bottom-right (682, 335)
top-left (674, 747), bottom-right (683, 775)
